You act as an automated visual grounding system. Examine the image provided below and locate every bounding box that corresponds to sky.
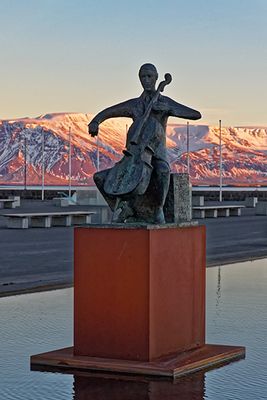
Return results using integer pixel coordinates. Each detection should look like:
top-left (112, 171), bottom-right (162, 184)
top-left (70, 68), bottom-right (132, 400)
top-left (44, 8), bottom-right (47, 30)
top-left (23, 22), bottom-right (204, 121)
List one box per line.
top-left (0, 0), bottom-right (267, 126)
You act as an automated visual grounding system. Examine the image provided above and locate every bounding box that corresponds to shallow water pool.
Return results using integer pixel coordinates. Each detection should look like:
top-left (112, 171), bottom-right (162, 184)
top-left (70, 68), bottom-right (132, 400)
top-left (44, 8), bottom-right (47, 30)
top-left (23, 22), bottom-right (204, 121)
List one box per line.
top-left (1, 259), bottom-right (267, 399)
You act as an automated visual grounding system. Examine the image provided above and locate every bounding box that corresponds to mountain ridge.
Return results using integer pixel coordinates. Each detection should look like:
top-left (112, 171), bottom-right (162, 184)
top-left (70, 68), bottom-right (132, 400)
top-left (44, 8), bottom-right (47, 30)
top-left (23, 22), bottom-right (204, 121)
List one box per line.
top-left (0, 112), bottom-right (266, 186)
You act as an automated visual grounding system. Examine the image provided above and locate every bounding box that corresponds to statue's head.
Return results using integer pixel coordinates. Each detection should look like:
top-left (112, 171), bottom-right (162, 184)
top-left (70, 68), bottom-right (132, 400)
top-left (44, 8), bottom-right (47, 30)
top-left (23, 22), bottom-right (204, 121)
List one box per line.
top-left (139, 63), bottom-right (158, 92)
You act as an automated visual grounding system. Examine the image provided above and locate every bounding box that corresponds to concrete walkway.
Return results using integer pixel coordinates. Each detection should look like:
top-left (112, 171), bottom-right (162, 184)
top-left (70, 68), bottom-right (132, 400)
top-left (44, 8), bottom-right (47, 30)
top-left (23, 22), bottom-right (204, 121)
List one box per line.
top-left (0, 200), bottom-right (266, 296)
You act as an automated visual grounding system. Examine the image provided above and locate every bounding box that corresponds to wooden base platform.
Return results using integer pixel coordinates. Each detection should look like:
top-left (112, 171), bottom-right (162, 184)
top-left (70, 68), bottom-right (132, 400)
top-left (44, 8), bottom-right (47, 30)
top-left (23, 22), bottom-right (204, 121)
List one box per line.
top-left (31, 344), bottom-right (245, 378)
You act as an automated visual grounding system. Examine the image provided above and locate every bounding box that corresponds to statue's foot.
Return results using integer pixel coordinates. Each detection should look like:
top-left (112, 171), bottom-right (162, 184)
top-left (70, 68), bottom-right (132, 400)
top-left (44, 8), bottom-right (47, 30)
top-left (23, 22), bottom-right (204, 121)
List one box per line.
top-left (154, 207), bottom-right (165, 224)
top-left (112, 202), bottom-right (134, 223)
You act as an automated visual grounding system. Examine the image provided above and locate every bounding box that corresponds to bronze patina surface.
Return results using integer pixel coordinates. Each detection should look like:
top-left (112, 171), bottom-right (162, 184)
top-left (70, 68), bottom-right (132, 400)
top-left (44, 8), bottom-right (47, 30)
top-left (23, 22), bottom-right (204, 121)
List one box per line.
top-left (88, 63), bottom-right (201, 224)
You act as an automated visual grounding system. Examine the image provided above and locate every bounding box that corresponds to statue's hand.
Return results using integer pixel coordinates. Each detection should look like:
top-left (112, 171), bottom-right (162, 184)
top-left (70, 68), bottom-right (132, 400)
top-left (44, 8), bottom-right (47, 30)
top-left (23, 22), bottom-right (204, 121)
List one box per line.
top-left (152, 101), bottom-right (170, 113)
top-left (88, 121), bottom-right (99, 137)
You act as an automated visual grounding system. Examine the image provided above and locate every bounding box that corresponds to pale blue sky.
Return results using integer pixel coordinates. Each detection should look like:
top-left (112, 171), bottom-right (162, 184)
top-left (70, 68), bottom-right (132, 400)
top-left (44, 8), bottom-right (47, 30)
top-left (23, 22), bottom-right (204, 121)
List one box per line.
top-left (0, 0), bottom-right (266, 125)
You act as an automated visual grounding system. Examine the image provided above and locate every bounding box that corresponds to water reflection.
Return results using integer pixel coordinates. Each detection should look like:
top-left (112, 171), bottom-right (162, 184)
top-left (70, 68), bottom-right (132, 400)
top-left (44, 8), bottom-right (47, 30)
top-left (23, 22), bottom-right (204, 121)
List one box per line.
top-left (1, 259), bottom-right (267, 399)
top-left (72, 372), bottom-right (206, 400)
top-left (215, 266), bottom-right (222, 316)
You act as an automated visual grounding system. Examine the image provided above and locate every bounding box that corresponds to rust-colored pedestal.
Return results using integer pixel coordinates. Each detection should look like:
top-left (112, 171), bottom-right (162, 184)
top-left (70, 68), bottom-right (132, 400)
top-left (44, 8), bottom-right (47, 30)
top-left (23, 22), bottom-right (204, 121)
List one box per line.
top-left (31, 224), bottom-right (245, 377)
top-left (75, 224), bottom-right (205, 360)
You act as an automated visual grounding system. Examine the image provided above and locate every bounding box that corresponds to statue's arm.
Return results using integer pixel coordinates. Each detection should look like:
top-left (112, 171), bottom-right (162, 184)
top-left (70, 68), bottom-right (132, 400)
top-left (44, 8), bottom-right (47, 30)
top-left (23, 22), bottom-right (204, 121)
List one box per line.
top-left (157, 96), bottom-right (201, 121)
top-left (88, 100), bottom-right (134, 136)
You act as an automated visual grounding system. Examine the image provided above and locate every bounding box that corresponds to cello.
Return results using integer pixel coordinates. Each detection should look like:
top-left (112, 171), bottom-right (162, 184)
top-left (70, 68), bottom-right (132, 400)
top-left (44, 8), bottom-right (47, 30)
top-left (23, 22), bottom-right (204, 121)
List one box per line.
top-left (103, 73), bottom-right (172, 198)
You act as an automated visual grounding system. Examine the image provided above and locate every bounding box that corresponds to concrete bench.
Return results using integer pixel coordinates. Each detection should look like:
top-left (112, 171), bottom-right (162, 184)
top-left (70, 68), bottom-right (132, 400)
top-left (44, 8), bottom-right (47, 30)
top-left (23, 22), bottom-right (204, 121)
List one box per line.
top-left (74, 189), bottom-right (111, 223)
top-left (255, 202), bottom-right (267, 216)
top-left (1, 211), bottom-right (95, 229)
top-left (86, 205), bottom-right (111, 224)
top-left (245, 197), bottom-right (258, 208)
top-left (192, 196), bottom-right (205, 206)
top-left (75, 189), bottom-right (107, 206)
top-left (52, 197), bottom-right (74, 207)
top-left (193, 205), bottom-right (244, 219)
top-left (0, 196), bottom-right (20, 209)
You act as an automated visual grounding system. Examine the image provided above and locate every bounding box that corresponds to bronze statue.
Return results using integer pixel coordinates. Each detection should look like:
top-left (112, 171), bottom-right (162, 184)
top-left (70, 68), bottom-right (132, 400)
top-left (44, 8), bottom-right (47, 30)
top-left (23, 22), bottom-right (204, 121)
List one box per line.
top-left (88, 63), bottom-right (201, 223)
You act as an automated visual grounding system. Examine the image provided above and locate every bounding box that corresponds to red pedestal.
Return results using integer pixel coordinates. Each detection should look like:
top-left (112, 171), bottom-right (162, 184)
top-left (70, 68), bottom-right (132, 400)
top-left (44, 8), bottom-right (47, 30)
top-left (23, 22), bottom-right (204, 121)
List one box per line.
top-left (74, 225), bottom-right (205, 361)
top-left (31, 224), bottom-right (245, 377)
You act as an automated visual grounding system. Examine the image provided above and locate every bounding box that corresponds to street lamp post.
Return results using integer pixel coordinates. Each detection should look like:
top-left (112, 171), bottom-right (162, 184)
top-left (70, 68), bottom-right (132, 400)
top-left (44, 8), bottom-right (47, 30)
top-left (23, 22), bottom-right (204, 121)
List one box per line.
top-left (96, 135), bottom-right (100, 172)
top-left (68, 127), bottom-right (72, 198)
top-left (219, 119), bottom-right (223, 202)
top-left (24, 136), bottom-right (27, 191)
top-left (41, 132), bottom-right (45, 201)
top-left (186, 122), bottom-right (190, 175)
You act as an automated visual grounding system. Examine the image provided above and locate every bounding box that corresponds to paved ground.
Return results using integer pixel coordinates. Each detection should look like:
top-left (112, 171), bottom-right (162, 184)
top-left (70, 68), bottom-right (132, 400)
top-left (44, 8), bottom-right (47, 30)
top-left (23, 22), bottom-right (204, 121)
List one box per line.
top-left (205, 211), bottom-right (267, 265)
top-left (0, 200), bottom-right (266, 296)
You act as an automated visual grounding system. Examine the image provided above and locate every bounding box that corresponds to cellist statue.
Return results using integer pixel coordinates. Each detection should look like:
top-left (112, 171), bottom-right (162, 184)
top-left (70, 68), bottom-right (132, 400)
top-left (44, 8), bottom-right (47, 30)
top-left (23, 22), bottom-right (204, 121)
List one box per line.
top-left (88, 63), bottom-right (201, 224)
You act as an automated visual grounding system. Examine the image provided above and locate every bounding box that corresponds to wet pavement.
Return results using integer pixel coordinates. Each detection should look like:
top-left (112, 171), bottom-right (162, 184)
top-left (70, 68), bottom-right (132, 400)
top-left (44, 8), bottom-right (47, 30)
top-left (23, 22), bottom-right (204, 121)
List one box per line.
top-left (0, 199), bottom-right (266, 296)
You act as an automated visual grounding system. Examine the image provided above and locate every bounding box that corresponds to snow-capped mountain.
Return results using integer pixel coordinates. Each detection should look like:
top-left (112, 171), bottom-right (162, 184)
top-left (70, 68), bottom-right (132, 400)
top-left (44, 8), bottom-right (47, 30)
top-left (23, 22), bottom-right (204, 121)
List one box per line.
top-left (0, 112), bottom-right (266, 186)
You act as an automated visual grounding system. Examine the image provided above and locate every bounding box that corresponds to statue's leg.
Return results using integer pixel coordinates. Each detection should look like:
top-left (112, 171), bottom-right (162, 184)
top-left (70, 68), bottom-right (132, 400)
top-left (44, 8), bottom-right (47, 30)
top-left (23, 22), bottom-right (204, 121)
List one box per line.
top-left (150, 158), bottom-right (170, 223)
top-left (128, 159), bottom-right (170, 224)
top-left (93, 169), bottom-right (117, 211)
top-left (112, 199), bottom-right (135, 223)
top-left (94, 169), bottom-right (134, 222)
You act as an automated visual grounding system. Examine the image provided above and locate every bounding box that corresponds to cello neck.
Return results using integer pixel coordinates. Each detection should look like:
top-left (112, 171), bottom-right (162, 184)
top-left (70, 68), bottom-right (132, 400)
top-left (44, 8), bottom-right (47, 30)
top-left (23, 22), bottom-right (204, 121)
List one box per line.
top-left (130, 73), bottom-right (172, 145)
